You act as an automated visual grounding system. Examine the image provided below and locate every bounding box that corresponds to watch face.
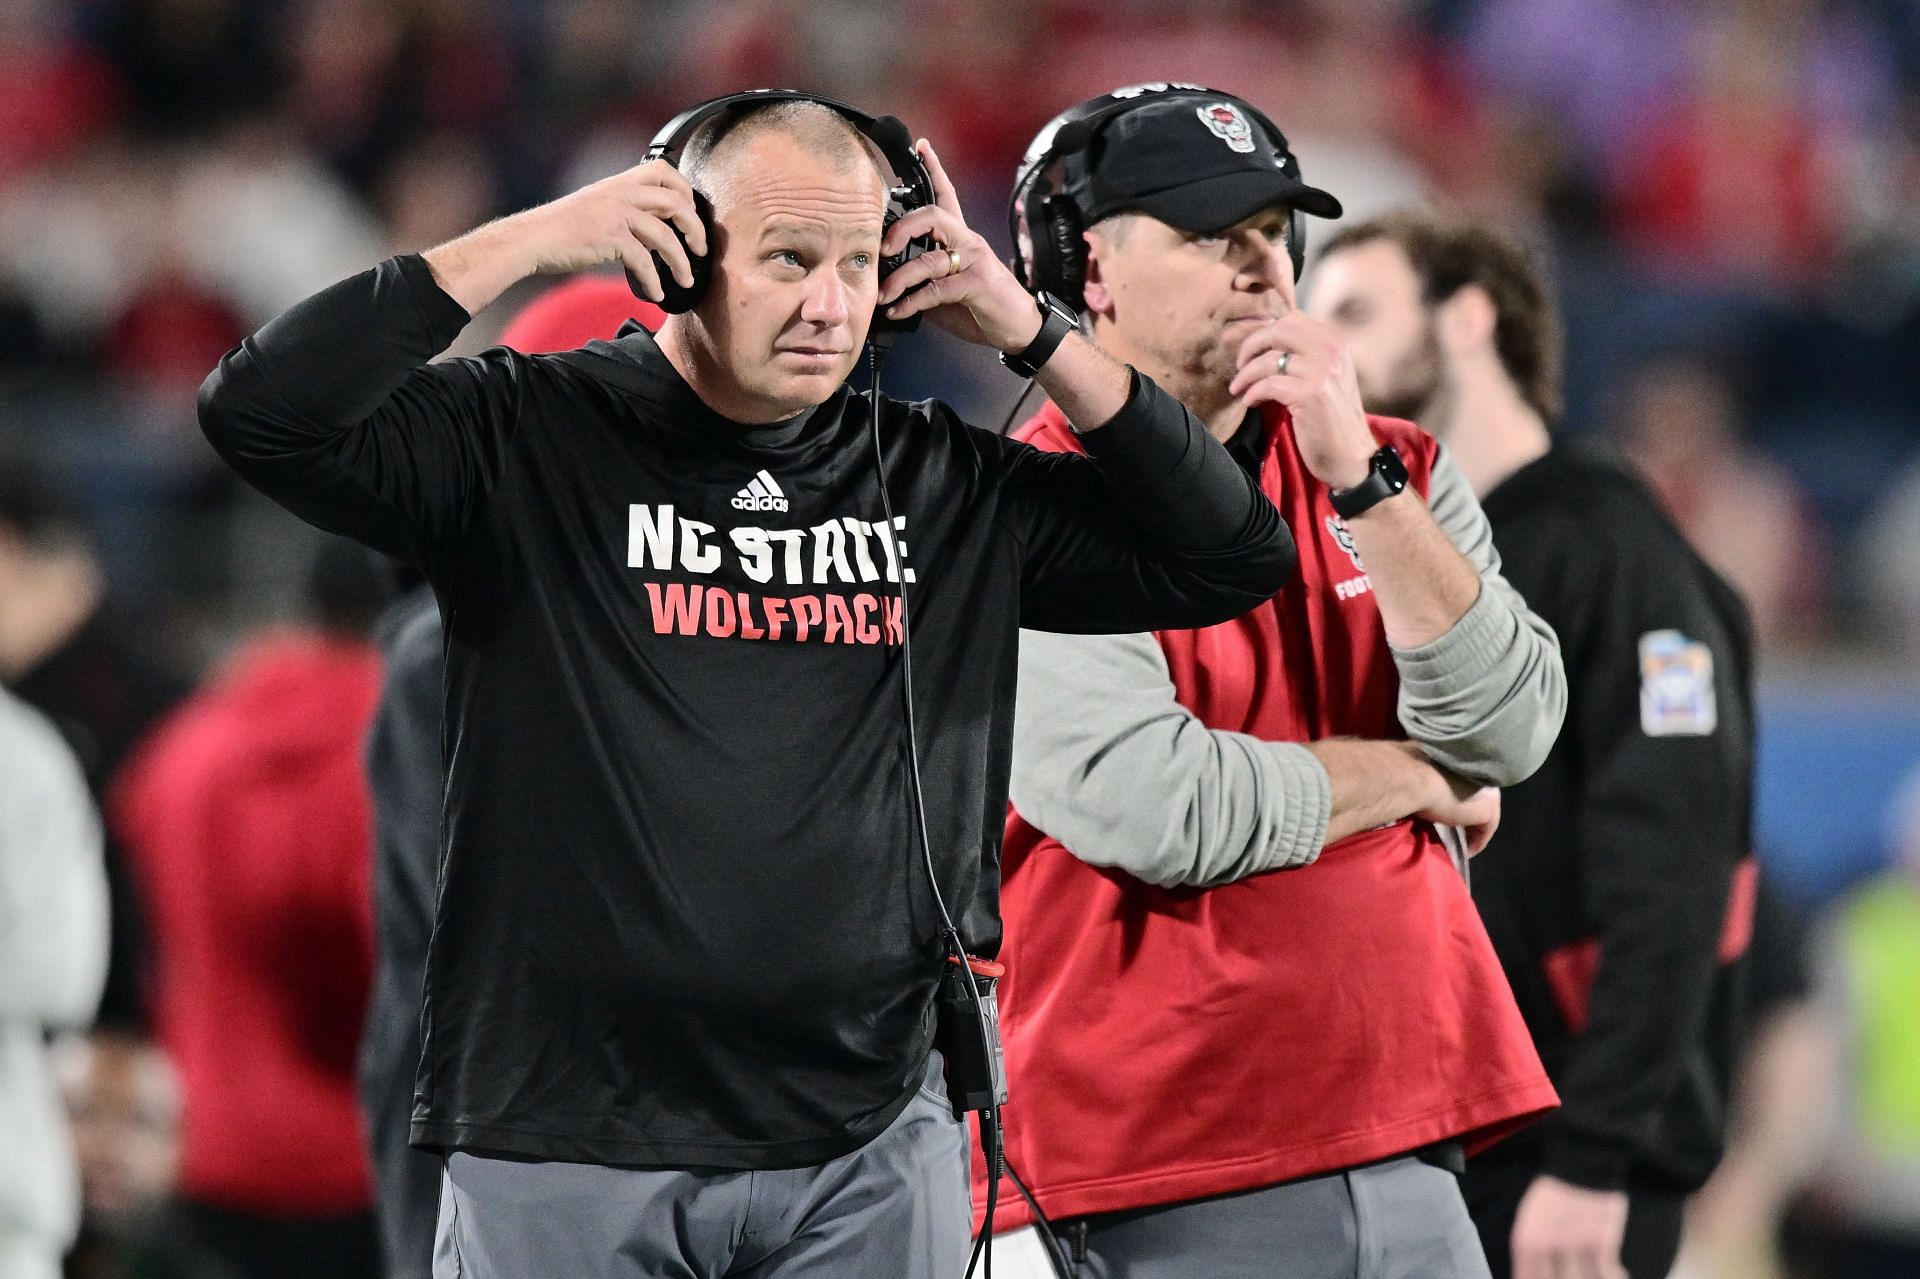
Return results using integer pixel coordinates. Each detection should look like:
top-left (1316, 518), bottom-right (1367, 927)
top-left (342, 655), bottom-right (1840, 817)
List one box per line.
top-left (1377, 445), bottom-right (1408, 488)
top-left (1036, 291), bottom-right (1079, 326)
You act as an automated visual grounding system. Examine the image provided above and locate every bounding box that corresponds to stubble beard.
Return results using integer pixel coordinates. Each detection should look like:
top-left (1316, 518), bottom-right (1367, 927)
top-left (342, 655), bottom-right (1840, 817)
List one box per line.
top-left (1364, 325), bottom-right (1449, 435)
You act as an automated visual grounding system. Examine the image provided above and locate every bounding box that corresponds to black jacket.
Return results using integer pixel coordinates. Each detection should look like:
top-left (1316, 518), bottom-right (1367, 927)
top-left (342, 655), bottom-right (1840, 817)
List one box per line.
top-left (198, 253), bottom-right (1293, 1171)
top-left (358, 585), bottom-right (443, 1279)
top-left (1468, 443), bottom-right (1754, 1194)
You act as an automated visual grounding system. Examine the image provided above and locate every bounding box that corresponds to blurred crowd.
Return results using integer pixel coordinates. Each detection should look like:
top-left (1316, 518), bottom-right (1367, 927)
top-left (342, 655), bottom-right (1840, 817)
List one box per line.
top-left (3, 0), bottom-right (1920, 658)
top-left (2, 0), bottom-right (1919, 1277)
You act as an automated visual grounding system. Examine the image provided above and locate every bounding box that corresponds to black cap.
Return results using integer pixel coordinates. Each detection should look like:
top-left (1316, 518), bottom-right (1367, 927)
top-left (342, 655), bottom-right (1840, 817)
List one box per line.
top-left (1063, 96), bottom-right (1342, 235)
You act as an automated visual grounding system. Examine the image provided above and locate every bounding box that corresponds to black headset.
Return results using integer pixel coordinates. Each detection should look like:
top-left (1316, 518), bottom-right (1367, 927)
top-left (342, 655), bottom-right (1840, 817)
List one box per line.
top-left (635, 89), bottom-right (936, 336)
top-left (1008, 83), bottom-right (1312, 309)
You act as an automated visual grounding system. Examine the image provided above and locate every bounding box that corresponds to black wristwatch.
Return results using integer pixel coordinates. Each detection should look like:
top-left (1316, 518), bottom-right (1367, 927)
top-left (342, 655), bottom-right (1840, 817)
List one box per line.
top-left (1329, 445), bottom-right (1410, 519)
top-left (998, 291), bottom-right (1078, 379)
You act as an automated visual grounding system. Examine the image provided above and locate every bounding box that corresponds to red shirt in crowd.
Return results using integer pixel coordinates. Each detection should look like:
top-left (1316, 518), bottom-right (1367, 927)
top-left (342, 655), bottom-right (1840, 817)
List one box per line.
top-left (115, 634), bottom-right (383, 1216)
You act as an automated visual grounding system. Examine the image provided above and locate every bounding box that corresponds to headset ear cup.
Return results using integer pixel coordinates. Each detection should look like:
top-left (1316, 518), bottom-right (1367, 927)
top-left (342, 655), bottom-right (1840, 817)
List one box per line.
top-left (631, 191), bottom-right (713, 314)
top-left (1022, 194), bottom-right (1061, 299)
top-left (1042, 195), bottom-right (1087, 310)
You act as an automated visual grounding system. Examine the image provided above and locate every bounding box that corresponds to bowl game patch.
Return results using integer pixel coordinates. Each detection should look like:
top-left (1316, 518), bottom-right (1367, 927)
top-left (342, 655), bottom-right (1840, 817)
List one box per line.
top-left (1639, 629), bottom-right (1716, 737)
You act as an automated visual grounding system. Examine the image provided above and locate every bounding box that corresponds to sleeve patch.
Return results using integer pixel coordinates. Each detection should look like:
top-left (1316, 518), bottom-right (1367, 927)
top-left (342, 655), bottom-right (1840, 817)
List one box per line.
top-left (1639, 629), bottom-right (1716, 737)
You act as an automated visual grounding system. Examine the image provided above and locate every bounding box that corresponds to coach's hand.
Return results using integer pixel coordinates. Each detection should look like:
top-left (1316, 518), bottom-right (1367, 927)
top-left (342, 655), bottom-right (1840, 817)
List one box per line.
top-left (1226, 313), bottom-right (1377, 490)
top-left (423, 161), bottom-right (707, 315)
top-left (1511, 1175), bottom-right (1630, 1279)
top-left (1415, 767), bottom-right (1500, 857)
top-left (877, 140), bottom-right (1046, 355)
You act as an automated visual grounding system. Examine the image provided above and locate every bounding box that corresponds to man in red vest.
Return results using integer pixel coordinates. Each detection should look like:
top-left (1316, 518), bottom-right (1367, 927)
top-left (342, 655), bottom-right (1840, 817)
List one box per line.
top-left (984, 86), bottom-right (1568, 1277)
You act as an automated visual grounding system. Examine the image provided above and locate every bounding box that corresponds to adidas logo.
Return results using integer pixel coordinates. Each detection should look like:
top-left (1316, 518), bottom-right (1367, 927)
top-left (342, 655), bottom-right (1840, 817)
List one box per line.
top-left (731, 469), bottom-right (789, 513)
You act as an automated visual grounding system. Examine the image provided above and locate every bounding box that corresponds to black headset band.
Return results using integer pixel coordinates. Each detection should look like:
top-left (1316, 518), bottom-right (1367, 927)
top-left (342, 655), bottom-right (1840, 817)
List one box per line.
top-left (646, 89), bottom-right (930, 207)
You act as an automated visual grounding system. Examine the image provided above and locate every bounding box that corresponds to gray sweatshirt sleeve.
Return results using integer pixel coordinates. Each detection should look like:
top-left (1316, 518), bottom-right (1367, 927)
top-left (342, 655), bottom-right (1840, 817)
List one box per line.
top-left (1009, 628), bottom-right (1330, 888)
top-left (1392, 445), bottom-right (1566, 786)
top-left (0, 692), bottom-right (108, 1026)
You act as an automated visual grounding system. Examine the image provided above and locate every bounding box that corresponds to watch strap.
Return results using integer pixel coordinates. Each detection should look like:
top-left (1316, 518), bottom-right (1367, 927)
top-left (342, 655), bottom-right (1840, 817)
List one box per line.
top-left (999, 292), bottom-right (1076, 379)
top-left (1329, 445), bottom-right (1409, 519)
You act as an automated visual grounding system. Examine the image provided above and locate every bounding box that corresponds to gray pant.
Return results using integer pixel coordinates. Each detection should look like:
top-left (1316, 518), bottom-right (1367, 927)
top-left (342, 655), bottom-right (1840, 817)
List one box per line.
top-left (433, 1058), bottom-right (971, 1279)
top-left (1063, 1154), bottom-right (1492, 1279)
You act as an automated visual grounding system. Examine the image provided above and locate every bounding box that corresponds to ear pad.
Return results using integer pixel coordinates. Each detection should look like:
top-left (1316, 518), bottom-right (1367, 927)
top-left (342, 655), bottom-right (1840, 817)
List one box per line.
top-left (629, 190), bottom-right (714, 313)
top-left (1045, 194), bottom-right (1087, 308)
top-left (871, 205), bottom-right (931, 335)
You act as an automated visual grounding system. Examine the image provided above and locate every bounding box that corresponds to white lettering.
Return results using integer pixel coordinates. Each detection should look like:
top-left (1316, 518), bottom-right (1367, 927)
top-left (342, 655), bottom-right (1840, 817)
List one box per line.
top-left (627, 504), bottom-right (674, 570)
top-left (842, 517), bottom-right (881, 581)
top-left (765, 529), bottom-right (806, 585)
top-left (729, 527), bottom-right (774, 584)
top-left (680, 519), bottom-right (721, 574)
top-left (811, 519), bottom-right (856, 584)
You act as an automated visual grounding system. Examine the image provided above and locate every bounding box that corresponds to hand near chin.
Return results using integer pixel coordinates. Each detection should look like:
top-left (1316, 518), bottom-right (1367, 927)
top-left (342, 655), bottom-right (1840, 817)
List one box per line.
top-left (1225, 312), bottom-right (1378, 489)
top-left (875, 141), bottom-right (1046, 355)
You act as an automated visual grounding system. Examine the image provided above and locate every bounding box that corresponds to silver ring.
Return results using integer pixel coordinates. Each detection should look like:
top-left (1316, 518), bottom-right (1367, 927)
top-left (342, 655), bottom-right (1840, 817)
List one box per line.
top-left (1275, 350), bottom-right (1293, 377)
top-left (947, 248), bottom-right (964, 275)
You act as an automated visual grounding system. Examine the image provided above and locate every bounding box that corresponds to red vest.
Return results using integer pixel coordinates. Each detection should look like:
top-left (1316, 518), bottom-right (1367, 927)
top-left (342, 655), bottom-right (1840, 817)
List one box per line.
top-left (977, 404), bottom-right (1555, 1228)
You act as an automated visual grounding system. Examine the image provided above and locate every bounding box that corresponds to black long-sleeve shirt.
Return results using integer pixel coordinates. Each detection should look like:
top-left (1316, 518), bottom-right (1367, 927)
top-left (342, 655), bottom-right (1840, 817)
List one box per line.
top-left (1468, 444), bottom-right (1754, 1194)
top-left (198, 254), bottom-right (1293, 1170)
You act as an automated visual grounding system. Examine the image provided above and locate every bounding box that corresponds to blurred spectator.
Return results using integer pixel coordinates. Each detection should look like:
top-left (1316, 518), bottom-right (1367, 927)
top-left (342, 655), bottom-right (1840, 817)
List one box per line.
top-left (358, 279), bottom-right (660, 1279)
top-left (0, 687), bottom-right (108, 1279)
top-left (1776, 766), bottom-right (1920, 1278)
top-left (111, 539), bottom-right (391, 1279)
top-left (53, 1033), bottom-right (188, 1279)
top-left (0, 454), bottom-right (186, 1035)
top-left (357, 591), bottom-right (441, 1279)
top-left (1619, 356), bottom-right (1829, 650)
top-left (95, 0), bottom-right (279, 138)
top-left (103, 268), bottom-right (247, 415)
top-left (1612, 0), bottom-right (1865, 291)
top-left (1676, 882), bottom-right (1827, 1279)
top-left (1855, 452), bottom-right (1920, 653)
top-left (370, 131), bottom-right (499, 256)
top-left (0, 0), bottom-right (121, 182)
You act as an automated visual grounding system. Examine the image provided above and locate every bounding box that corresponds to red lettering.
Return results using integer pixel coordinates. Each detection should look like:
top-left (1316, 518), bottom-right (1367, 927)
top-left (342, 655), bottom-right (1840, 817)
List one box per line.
top-left (880, 596), bottom-right (903, 645)
top-left (705, 588), bottom-right (736, 637)
top-left (737, 592), bottom-right (765, 640)
top-left (825, 594), bottom-right (854, 644)
top-left (764, 597), bottom-right (789, 641)
top-left (791, 595), bottom-right (822, 641)
top-left (645, 582), bottom-right (702, 634)
top-left (854, 594), bottom-right (881, 645)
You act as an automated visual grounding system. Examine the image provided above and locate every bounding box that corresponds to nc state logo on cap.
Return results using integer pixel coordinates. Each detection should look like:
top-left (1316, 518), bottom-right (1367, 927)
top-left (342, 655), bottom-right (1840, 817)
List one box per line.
top-left (1198, 102), bottom-right (1256, 154)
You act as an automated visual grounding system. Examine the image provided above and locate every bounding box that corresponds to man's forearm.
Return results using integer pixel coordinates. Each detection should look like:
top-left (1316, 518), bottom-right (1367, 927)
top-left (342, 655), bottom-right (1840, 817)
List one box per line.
top-left (1307, 738), bottom-right (1453, 843)
top-left (1343, 490), bottom-right (1483, 648)
top-left (423, 220), bottom-right (539, 317)
top-left (1032, 331), bottom-right (1135, 432)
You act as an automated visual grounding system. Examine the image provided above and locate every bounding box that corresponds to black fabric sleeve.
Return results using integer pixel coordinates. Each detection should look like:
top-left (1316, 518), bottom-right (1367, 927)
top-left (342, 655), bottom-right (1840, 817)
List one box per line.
top-left (197, 254), bottom-right (523, 571)
top-left (990, 371), bottom-right (1296, 633)
top-left (1537, 516), bottom-right (1755, 1191)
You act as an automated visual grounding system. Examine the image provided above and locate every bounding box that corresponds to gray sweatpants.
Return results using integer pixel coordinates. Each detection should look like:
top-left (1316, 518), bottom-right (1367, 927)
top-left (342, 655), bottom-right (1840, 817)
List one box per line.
top-left (1050, 1154), bottom-right (1492, 1279)
top-left (432, 1057), bottom-right (971, 1279)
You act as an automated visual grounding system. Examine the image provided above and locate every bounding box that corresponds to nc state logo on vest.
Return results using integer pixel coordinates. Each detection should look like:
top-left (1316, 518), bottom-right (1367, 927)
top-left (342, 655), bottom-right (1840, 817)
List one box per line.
top-left (1325, 514), bottom-right (1374, 601)
top-left (1324, 515), bottom-right (1364, 571)
top-left (1198, 103), bottom-right (1256, 154)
